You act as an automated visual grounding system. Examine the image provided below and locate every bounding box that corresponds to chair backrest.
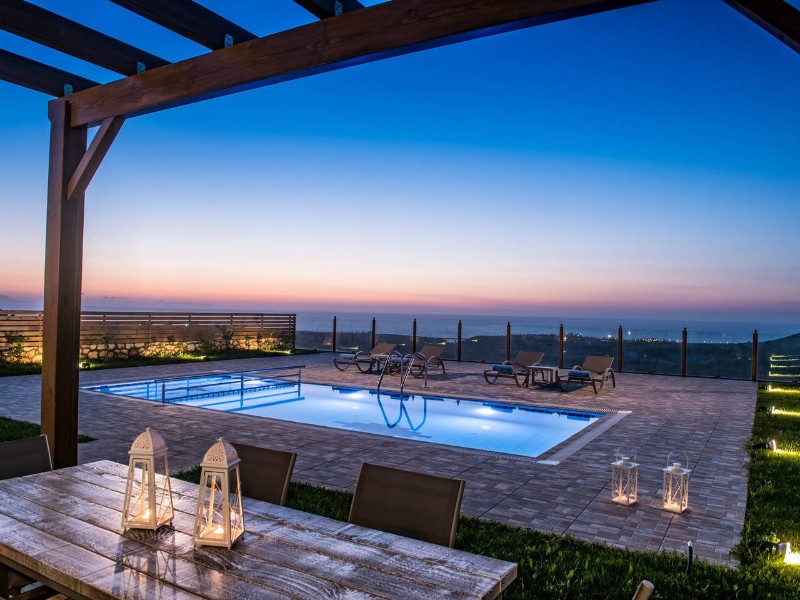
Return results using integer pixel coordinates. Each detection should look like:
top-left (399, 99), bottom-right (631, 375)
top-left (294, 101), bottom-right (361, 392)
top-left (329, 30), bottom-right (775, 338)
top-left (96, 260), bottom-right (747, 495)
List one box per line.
top-left (231, 443), bottom-right (297, 506)
top-left (582, 355), bottom-right (614, 374)
top-left (369, 343), bottom-right (396, 355)
top-left (417, 345), bottom-right (444, 360)
top-left (0, 435), bottom-right (52, 481)
top-left (513, 351), bottom-right (545, 368)
top-left (349, 463), bottom-right (465, 547)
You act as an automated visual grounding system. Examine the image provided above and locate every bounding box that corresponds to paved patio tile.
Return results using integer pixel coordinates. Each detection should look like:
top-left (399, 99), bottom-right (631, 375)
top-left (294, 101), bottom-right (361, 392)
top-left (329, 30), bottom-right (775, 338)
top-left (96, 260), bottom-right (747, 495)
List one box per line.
top-left (0, 353), bottom-right (756, 565)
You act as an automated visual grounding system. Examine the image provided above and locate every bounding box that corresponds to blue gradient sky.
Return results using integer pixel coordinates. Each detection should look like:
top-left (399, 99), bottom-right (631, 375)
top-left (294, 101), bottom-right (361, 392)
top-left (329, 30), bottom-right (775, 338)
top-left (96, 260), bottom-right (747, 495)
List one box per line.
top-left (1, 0), bottom-right (799, 322)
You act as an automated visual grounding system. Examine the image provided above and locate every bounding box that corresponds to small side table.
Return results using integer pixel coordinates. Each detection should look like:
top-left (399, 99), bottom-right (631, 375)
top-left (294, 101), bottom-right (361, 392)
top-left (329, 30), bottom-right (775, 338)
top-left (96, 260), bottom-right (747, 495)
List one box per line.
top-left (526, 366), bottom-right (560, 388)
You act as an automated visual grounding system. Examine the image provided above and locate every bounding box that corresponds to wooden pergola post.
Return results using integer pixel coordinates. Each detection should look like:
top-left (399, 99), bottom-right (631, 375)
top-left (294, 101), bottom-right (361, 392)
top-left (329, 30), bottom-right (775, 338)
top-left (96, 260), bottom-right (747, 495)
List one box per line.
top-left (41, 98), bottom-right (86, 468)
top-left (40, 101), bottom-right (123, 467)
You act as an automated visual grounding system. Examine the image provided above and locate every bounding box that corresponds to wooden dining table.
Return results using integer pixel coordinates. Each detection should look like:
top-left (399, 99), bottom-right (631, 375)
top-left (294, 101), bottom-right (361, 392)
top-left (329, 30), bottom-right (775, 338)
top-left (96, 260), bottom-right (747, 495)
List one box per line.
top-left (0, 460), bottom-right (516, 599)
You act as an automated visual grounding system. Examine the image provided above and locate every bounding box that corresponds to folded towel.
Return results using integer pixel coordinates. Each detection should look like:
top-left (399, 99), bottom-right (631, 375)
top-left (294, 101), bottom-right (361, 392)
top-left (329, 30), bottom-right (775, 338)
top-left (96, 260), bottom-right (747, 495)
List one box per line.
top-left (490, 364), bottom-right (515, 374)
top-left (568, 369), bottom-right (592, 378)
top-left (336, 353), bottom-right (357, 360)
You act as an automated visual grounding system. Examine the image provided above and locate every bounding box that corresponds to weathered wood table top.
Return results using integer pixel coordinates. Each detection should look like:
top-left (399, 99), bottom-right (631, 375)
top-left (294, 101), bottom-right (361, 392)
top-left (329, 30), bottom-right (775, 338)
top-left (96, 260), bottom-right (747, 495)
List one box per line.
top-left (0, 460), bottom-right (516, 599)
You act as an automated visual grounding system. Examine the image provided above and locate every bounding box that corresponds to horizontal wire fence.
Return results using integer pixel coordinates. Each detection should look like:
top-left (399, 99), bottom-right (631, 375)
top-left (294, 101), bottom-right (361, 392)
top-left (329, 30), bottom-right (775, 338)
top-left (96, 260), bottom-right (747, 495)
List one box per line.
top-left (296, 316), bottom-right (800, 382)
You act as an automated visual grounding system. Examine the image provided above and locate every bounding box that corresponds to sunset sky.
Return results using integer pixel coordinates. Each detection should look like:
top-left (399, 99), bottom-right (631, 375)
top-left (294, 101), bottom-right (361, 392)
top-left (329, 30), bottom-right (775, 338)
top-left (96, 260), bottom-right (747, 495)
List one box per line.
top-left (1, 0), bottom-right (799, 323)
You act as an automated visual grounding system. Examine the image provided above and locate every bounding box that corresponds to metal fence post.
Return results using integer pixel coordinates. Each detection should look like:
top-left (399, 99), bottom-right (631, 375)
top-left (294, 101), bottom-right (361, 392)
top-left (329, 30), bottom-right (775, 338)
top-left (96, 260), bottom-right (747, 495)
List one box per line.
top-left (457, 320), bottom-right (462, 362)
top-left (291, 314), bottom-right (296, 354)
top-left (332, 316), bottom-right (337, 353)
top-left (412, 318), bottom-right (417, 354)
top-left (681, 327), bottom-right (687, 377)
top-left (752, 329), bottom-right (758, 382)
top-left (617, 325), bottom-right (623, 373)
top-left (371, 317), bottom-right (376, 350)
top-left (505, 322), bottom-right (511, 362)
top-left (558, 324), bottom-right (564, 369)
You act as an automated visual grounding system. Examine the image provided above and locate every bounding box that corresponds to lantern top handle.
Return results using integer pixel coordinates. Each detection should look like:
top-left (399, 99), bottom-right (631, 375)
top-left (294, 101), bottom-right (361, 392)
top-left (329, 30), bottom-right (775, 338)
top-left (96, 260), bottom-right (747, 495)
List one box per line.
top-left (614, 447), bottom-right (637, 463)
top-left (129, 427), bottom-right (168, 455)
top-left (665, 450), bottom-right (690, 472)
top-left (200, 437), bottom-right (241, 468)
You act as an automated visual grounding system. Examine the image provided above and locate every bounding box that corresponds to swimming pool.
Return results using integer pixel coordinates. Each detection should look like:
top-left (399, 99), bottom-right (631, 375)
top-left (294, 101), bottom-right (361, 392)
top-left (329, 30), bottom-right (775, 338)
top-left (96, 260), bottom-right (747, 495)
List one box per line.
top-left (85, 370), bottom-right (604, 459)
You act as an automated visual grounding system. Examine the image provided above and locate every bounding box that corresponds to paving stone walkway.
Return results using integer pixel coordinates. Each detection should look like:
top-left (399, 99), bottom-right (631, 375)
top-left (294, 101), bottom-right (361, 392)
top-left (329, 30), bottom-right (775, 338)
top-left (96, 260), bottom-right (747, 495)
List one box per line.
top-left (0, 353), bottom-right (755, 565)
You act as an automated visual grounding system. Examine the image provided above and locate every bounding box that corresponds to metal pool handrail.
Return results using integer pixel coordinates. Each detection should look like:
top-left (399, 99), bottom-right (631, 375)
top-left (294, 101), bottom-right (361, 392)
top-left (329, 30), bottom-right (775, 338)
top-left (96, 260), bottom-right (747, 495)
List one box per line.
top-left (153, 365), bottom-right (305, 403)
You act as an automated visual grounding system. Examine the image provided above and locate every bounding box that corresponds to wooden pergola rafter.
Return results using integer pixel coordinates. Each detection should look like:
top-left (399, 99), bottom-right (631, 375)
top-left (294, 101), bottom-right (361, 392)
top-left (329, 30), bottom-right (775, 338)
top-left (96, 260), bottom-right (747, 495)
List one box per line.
top-left (0, 0), bottom-right (798, 467)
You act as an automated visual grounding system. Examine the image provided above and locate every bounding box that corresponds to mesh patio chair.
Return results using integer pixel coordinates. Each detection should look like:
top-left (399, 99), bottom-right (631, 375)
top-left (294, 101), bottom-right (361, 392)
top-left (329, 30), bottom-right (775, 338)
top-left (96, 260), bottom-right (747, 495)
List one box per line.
top-left (333, 342), bottom-right (397, 373)
top-left (561, 355), bottom-right (615, 393)
top-left (348, 462), bottom-right (465, 547)
top-left (231, 443), bottom-right (296, 506)
top-left (483, 350), bottom-right (545, 386)
top-left (0, 435), bottom-right (57, 599)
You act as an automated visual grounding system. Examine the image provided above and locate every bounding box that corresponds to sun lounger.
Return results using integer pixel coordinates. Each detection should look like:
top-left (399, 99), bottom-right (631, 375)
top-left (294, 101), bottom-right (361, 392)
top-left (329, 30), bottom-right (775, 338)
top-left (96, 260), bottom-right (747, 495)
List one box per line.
top-left (394, 345), bottom-right (446, 378)
top-left (561, 355), bottom-right (615, 393)
top-left (333, 342), bottom-right (397, 373)
top-left (483, 351), bottom-right (545, 386)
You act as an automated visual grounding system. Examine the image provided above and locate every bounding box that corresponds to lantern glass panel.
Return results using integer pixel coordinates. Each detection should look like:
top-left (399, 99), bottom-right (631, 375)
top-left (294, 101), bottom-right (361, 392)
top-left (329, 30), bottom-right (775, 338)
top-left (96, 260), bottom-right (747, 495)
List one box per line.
top-left (661, 464), bottom-right (691, 512)
top-left (611, 458), bottom-right (638, 505)
top-left (122, 428), bottom-right (173, 531)
top-left (195, 466), bottom-right (244, 547)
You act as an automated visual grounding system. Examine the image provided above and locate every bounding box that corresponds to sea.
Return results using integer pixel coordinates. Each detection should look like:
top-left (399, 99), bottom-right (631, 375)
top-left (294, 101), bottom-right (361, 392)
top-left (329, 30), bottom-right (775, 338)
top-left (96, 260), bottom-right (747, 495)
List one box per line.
top-left (296, 311), bottom-right (800, 344)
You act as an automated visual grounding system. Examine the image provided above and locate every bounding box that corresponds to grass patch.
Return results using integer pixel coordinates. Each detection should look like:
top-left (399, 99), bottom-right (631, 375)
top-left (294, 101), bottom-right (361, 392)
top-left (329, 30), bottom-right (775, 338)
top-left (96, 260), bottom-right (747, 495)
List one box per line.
top-left (0, 416), bottom-right (94, 443)
top-left (734, 384), bottom-right (800, 575)
top-left (0, 362), bottom-right (43, 377)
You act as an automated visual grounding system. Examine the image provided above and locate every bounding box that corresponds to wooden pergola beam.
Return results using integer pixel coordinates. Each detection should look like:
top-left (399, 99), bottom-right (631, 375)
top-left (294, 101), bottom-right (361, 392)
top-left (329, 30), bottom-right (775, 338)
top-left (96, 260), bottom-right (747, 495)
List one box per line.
top-left (109, 0), bottom-right (256, 50)
top-left (67, 0), bottom-right (655, 128)
top-left (292, 0), bottom-right (365, 20)
top-left (723, 0), bottom-right (800, 55)
top-left (0, 0), bottom-right (169, 75)
top-left (0, 49), bottom-right (99, 96)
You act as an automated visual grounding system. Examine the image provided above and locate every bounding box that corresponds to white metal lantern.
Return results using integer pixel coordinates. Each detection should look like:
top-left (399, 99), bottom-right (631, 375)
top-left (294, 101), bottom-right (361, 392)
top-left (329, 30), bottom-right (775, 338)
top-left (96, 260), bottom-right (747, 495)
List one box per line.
top-left (661, 451), bottom-right (692, 513)
top-left (122, 427), bottom-right (174, 530)
top-left (193, 437), bottom-right (244, 548)
top-left (611, 452), bottom-right (639, 505)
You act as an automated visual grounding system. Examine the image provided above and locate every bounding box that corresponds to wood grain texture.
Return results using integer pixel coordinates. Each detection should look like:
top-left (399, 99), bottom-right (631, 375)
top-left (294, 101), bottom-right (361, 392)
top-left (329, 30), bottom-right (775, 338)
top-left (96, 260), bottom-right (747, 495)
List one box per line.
top-left (0, 461), bottom-right (516, 599)
top-left (0, 310), bottom-right (296, 356)
top-left (68, 116), bottom-right (125, 202)
top-left (723, 0), bottom-right (800, 54)
top-left (292, 0), bottom-right (365, 20)
top-left (67, 0), bottom-right (654, 127)
top-left (41, 99), bottom-right (86, 469)
top-left (109, 0), bottom-right (256, 49)
top-left (0, 49), bottom-right (98, 96)
top-left (0, 0), bottom-right (169, 75)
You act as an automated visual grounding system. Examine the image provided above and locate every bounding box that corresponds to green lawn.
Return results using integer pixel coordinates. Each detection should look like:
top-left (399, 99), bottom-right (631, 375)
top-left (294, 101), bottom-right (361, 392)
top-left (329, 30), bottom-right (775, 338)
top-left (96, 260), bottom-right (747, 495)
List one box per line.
top-left (0, 416), bottom-right (94, 443)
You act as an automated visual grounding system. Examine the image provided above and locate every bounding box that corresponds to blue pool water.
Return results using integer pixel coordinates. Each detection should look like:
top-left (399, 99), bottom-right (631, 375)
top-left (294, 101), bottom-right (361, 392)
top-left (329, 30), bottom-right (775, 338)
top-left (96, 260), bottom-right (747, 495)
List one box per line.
top-left (85, 373), bottom-right (603, 458)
